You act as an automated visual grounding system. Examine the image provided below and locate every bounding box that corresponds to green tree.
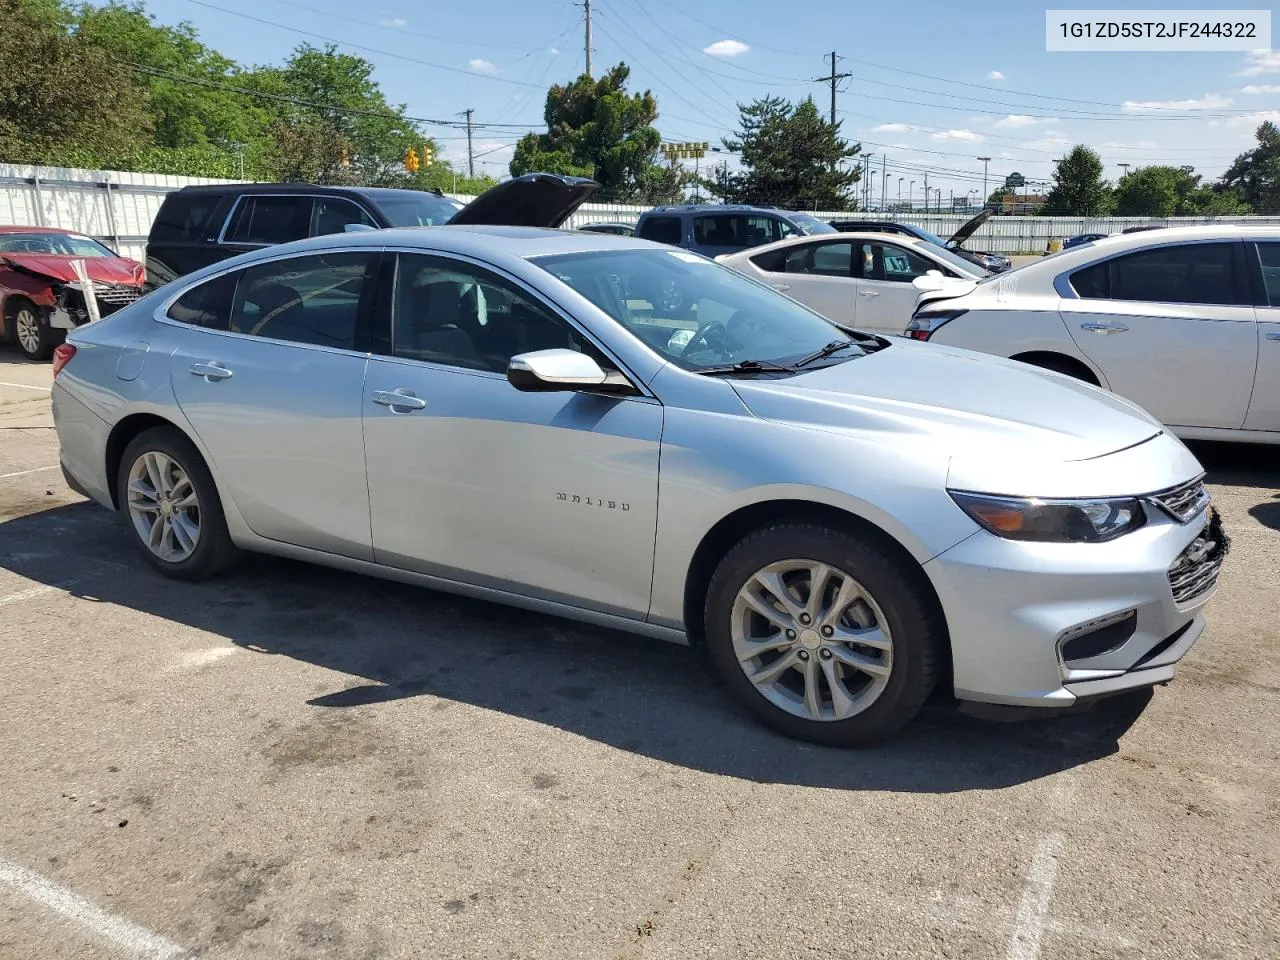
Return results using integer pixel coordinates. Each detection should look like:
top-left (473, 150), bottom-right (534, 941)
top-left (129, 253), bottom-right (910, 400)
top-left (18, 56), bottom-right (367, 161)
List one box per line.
top-left (1220, 120), bottom-right (1280, 214)
top-left (1042, 145), bottom-right (1113, 216)
top-left (713, 96), bottom-right (860, 210)
top-left (1114, 165), bottom-right (1250, 216)
top-left (510, 64), bottom-right (684, 203)
top-left (0, 0), bottom-right (153, 164)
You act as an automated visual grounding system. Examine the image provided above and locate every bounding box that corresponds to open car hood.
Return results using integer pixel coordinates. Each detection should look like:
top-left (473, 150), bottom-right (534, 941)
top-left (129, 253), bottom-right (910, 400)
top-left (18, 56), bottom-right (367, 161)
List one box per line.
top-left (946, 207), bottom-right (992, 248)
top-left (1, 253), bottom-right (144, 286)
top-left (447, 173), bottom-right (600, 228)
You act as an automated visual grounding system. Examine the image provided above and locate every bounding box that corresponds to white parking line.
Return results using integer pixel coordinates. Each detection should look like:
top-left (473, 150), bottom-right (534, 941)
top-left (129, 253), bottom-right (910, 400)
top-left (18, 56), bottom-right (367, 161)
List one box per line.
top-left (0, 857), bottom-right (190, 959)
top-left (0, 381), bottom-right (51, 392)
top-left (167, 646), bottom-right (238, 671)
top-left (1005, 832), bottom-right (1067, 960)
top-left (0, 465), bottom-right (59, 481)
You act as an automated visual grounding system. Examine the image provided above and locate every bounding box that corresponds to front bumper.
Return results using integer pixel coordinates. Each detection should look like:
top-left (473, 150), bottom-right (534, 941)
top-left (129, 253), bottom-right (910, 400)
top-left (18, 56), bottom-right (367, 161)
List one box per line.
top-left (926, 502), bottom-right (1223, 707)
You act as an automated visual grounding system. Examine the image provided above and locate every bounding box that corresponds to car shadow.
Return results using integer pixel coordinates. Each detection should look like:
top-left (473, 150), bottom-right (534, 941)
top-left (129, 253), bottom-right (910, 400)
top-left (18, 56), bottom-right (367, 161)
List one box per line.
top-left (1189, 440), bottom-right (1280, 491)
top-left (1, 502), bottom-right (1156, 794)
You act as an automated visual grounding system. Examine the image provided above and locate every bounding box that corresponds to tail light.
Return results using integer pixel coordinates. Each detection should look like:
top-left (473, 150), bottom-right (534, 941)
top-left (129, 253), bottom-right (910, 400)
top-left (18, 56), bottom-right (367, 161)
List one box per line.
top-left (905, 307), bottom-right (968, 342)
top-left (52, 344), bottom-right (76, 377)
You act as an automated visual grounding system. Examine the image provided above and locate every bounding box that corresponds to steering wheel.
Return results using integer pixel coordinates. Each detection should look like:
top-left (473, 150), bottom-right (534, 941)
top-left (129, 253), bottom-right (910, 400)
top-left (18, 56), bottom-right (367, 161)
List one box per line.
top-left (680, 320), bottom-right (727, 359)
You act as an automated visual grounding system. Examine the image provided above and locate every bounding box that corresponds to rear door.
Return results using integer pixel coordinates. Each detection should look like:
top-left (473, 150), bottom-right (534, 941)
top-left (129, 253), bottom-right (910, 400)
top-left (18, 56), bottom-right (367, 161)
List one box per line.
top-left (219, 195), bottom-right (312, 257)
top-left (850, 239), bottom-right (939, 335)
top-left (1244, 240), bottom-right (1280, 433)
top-left (747, 240), bottom-right (857, 324)
top-left (1058, 241), bottom-right (1257, 429)
top-left (165, 249), bottom-right (378, 559)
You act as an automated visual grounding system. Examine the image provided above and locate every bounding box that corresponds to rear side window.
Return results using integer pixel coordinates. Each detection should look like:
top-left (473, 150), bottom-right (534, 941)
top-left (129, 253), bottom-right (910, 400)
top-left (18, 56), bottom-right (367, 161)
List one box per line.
top-left (638, 216), bottom-right (682, 245)
top-left (166, 272), bottom-right (238, 329)
top-left (1070, 243), bottom-right (1246, 306)
top-left (227, 252), bottom-right (377, 349)
top-left (150, 193), bottom-right (224, 242)
top-left (1255, 242), bottom-right (1280, 306)
top-left (224, 196), bottom-right (311, 245)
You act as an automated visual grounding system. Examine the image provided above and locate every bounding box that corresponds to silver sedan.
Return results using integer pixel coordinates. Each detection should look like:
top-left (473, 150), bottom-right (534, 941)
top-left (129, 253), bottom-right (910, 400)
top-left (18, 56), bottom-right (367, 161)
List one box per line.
top-left (51, 217), bottom-right (1226, 745)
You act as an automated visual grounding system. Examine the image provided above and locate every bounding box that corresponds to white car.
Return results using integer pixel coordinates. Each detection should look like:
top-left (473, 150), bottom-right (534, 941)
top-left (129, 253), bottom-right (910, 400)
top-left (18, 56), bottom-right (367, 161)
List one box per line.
top-left (905, 225), bottom-right (1280, 443)
top-left (716, 232), bottom-right (987, 336)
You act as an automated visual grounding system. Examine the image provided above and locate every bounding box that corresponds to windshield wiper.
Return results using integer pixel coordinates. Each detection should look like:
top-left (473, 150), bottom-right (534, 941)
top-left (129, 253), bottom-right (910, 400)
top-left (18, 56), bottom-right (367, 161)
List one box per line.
top-left (694, 359), bottom-right (797, 376)
top-left (793, 339), bottom-right (861, 368)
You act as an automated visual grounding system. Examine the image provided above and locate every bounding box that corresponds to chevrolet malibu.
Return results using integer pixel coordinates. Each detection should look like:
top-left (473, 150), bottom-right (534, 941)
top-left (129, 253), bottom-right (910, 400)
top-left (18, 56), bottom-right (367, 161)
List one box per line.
top-left (51, 199), bottom-right (1227, 745)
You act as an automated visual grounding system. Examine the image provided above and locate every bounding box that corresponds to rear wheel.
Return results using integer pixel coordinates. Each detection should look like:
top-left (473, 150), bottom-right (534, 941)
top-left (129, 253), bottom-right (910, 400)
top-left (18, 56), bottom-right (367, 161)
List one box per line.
top-left (11, 299), bottom-right (55, 361)
top-left (1014, 352), bottom-right (1099, 385)
top-left (704, 523), bottom-right (945, 746)
top-left (117, 427), bottom-right (240, 580)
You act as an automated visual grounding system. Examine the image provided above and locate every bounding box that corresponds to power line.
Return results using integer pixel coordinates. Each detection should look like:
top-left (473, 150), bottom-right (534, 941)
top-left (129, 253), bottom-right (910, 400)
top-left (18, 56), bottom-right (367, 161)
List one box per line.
top-left (258, 0), bottom-right (541, 50)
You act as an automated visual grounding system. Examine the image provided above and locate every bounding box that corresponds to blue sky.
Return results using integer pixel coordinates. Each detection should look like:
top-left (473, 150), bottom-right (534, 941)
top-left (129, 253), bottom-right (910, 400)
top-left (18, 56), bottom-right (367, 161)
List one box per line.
top-left (134, 0), bottom-right (1280, 200)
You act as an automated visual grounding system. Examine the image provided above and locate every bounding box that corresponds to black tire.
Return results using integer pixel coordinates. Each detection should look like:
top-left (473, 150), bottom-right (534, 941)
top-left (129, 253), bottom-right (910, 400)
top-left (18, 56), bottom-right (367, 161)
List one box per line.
top-left (116, 426), bottom-right (240, 580)
top-left (10, 298), bottom-right (56, 362)
top-left (704, 522), bottom-right (945, 747)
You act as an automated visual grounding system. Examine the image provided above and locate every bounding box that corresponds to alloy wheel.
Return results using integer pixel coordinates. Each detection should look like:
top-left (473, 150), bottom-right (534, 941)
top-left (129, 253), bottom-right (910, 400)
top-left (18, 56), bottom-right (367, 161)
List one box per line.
top-left (731, 559), bottom-right (894, 721)
top-left (15, 307), bottom-right (41, 356)
top-left (126, 451), bottom-right (202, 562)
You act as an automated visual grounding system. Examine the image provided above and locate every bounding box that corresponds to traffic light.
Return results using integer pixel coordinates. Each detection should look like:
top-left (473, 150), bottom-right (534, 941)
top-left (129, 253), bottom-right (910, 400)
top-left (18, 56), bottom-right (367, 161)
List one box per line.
top-left (421, 144), bottom-right (433, 168)
top-left (404, 147), bottom-right (420, 173)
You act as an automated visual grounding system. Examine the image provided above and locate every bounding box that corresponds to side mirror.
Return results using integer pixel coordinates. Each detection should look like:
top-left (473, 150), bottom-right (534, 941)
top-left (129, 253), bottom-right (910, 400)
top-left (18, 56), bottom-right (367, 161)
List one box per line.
top-left (343, 223), bottom-right (377, 233)
top-left (913, 271), bottom-right (947, 292)
top-left (507, 348), bottom-right (633, 394)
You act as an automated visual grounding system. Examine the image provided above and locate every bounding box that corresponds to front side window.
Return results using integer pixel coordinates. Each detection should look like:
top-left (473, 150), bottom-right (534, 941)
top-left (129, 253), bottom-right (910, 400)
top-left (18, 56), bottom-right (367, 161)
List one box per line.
top-left (534, 248), bottom-right (871, 371)
top-left (857, 242), bottom-right (934, 282)
top-left (392, 253), bottom-right (595, 373)
top-left (1069, 242), bottom-right (1245, 306)
top-left (637, 216), bottom-right (682, 245)
top-left (311, 197), bottom-right (377, 236)
top-left (693, 215), bottom-right (746, 248)
top-left (227, 252), bottom-right (376, 349)
top-left (224, 196), bottom-right (310, 245)
top-left (1253, 242), bottom-right (1280, 307)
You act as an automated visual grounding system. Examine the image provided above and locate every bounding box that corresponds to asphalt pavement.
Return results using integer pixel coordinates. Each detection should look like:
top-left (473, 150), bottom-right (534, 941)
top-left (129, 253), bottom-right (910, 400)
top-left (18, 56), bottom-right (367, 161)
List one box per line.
top-left (0, 351), bottom-right (1277, 960)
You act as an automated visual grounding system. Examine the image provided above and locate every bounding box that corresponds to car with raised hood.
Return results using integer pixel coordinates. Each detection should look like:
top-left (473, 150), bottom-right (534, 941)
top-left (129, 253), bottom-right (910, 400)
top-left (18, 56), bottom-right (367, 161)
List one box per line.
top-left (52, 173), bottom-right (1225, 746)
top-left (145, 173), bottom-right (598, 287)
top-left (715, 231), bottom-right (986, 335)
top-left (905, 224), bottom-right (1280, 444)
top-left (828, 210), bottom-right (1012, 273)
top-left (0, 226), bottom-right (146, 361)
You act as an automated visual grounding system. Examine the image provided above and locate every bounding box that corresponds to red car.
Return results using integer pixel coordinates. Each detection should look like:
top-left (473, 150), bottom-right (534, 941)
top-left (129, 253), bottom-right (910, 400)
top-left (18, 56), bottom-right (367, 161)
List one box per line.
top-left (0, 226), bottom-right (146, 361)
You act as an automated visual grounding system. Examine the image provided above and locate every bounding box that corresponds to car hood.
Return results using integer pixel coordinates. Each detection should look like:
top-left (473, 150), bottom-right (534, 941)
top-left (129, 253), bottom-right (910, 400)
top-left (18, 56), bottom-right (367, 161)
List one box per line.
top-left (447, 172), bottom-right (600, 228)
top-left (946, 207), bottom-right (991, 248)
top-left (729, 340), bottom-right (1161, 463)
top-left (1, 253), bottom-right (144, 285)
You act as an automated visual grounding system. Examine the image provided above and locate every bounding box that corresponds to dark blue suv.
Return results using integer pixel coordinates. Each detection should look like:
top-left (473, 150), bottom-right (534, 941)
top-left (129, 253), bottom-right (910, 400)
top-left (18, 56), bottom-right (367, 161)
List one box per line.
top-left (634, 204), bottom-right (837, 257)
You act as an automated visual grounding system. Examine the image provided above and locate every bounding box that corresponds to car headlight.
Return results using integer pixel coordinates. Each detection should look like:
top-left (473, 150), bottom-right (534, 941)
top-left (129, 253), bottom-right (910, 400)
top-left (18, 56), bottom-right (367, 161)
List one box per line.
top-left (949, 491), bottom-right (1146, 543)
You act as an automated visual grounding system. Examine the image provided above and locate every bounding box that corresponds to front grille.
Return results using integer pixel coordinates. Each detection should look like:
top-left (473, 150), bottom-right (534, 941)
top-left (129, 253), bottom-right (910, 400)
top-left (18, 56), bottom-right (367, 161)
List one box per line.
top-left (1167, 510), bottom-right (1228, 604)
top-left (1148, 476), bottom-right (1209, 523)
top-left (90, 282), bottom-right (142, 306)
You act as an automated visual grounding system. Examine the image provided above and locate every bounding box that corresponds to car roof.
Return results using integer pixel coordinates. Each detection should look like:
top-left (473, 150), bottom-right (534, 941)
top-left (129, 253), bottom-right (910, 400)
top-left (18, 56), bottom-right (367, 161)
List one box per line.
top-left (167, 182), bottom-right (435, 200)
top-left (0, 225), bottom-right (78, 235)
top-left (644, 204), bottom-right (794, 215)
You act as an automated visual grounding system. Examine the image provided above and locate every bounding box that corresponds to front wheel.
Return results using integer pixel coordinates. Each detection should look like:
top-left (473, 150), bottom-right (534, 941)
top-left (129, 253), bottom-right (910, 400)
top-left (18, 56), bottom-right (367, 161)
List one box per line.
top-left (704, 523), bottom-right (945, 746)
top-left (12, 300), bottom-right (55, 361)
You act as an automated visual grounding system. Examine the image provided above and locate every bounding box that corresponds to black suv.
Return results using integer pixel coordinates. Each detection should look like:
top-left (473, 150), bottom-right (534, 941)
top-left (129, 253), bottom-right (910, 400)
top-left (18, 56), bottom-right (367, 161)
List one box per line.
top-left (145, 175), bottom-right (599, 287)
top-left (635, 204), bottom-right (837, 257)
top-left (827, 210), bottom-right (1011, 273)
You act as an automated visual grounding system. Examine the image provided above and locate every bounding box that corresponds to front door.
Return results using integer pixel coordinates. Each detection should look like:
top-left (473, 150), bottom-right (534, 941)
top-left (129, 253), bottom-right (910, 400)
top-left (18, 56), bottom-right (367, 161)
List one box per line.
top-left (1244, 240), bottom-right (1280, 433)
top-left (362, 251), bottom-right (663, 618)
top-left (166, 250), bottom-right (378, 559)
top-left (1058, 241), bottom-right (1257, 430)
top-left (851, 240), bottom-right (937, 335)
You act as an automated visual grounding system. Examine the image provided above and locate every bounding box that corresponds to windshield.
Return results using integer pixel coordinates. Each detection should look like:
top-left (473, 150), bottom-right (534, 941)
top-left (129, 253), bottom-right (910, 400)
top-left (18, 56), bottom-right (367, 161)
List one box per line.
top-left (533, 248), bottom-right (871, 371)
top-left (0, 233), bottom-right (115, 257)
top-left (915, 239), bottom-right (989, 278)
top-left (373, 193), bottom-right (465, 227)
top-left (788, 213), bottom-right (838, 235)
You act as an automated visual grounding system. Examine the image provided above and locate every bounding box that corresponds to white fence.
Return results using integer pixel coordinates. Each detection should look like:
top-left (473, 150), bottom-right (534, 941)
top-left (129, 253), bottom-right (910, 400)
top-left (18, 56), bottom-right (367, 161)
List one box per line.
top-left (4, 163), bottom-right (1280, 260)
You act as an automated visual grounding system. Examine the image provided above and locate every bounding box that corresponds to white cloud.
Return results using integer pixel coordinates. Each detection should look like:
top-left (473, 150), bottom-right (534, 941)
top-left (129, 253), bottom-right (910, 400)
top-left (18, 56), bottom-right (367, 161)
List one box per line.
top-left (441, 140), bottom-right (514, 169)
top-left (1226, 110), bottom-right (1280, 127)
top-left (987, 70), bottom-right (1005, 80)
top-left (1122, 93), bottom-right (1231, 112)
top-left (468, 58), bottom-right (497, 74)
top-left (703, 39), bottom-right (749, 57)
top-left (1237, 50), bottom-right (1280, 76)
top-left (932, 128), bottom-right (984, 142)
top-left (993, 114), bottom-right (1057, 128)
top-left (872, 122), bottom-right (915, 132)
top-left (1241, 84), bottom-right (1280, 94)
top-left (378, 16), bottom-right (407, 27)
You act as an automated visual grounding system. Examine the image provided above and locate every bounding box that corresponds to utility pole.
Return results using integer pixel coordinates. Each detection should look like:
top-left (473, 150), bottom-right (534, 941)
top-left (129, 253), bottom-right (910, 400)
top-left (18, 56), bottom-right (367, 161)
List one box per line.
top-left (897, 177), bottom-right (903, 209)
top-left (463, 108), bottom-right (475, 178)
top-left (583, 0), bottom-right (592, 77)
top-left (977, 156), bottom-right (991, 206)
top-left (1118, 162), bottom-right (1130, 178)
top-left (813, 51), bottom-right (852, 127)
top-left (923, 172), bottom-right (929, 214)
top-left (880, 155), bottom-right (886, 212)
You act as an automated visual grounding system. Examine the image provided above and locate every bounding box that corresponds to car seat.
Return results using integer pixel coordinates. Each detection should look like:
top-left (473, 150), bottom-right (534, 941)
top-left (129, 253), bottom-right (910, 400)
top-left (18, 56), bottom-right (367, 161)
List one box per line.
top-left (401, 280), bottom-right (485, 368)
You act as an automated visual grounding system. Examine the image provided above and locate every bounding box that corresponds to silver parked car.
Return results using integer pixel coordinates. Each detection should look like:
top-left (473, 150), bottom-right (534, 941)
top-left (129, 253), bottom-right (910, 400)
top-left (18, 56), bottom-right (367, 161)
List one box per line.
top-left (51, 176), bottom-right (1227, 745)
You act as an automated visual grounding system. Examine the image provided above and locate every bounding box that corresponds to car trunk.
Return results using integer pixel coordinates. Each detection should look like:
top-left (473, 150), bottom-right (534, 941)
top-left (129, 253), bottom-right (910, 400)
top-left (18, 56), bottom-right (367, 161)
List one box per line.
top-left (447, 173), bottom-right (600, 229)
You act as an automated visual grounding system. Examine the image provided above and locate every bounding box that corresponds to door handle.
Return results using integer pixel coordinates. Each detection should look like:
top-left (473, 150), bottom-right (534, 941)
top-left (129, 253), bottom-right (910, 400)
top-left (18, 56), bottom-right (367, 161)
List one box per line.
top-left (1266, 332), bottom-right (1280, 341)
top-left (372, 389), bottom-right (426, 411)
top-left (189, 362), bottom-right (233, 381)
top-left (1079, 321), bottom-right (1129, 334)
top-left (771, 284), bottom-right (791, 292)
top-left (859, 290), bottom-right (879, 297)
